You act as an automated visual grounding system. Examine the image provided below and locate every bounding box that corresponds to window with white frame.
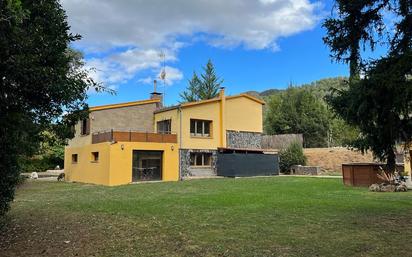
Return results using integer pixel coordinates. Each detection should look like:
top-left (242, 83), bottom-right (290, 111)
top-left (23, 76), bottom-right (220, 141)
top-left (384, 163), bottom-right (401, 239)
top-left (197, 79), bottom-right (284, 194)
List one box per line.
top-left (189, 153), bottom-right (212, 167)
top-left (157, 119), bottom-right (172, 134)
top-left (190, 119), bottom-right (211, 137)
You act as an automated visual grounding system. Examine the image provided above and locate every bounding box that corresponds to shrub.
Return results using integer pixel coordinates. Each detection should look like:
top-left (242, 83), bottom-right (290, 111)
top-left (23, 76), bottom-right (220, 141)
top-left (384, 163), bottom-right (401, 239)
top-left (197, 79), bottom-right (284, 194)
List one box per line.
top-left (279, 141), bottom-right (307, 174)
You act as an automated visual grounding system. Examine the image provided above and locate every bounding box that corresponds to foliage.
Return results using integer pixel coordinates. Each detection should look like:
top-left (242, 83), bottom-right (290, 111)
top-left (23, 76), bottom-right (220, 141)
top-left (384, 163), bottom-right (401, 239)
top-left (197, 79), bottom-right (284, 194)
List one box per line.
top-left (18, 131), bottom-right (65, 173)
top-left (329, 117), bottom-right (360, 147)
top-left (279, 141), bottom-right (307, 173)
top-left (180, 59), bottom-right (223, 102)
top-left (180, 72), bottom-right (201, 102)
top-left (261, 77), bottom-right (359, 147)
top-left (322, 0), bottom-right (387, 78)
top-left (0, 0), bottom-right (107, 216)
top-left (264, 87), bottom-right (331, 147)
top-left (323, 0), bottom-right (412, 172)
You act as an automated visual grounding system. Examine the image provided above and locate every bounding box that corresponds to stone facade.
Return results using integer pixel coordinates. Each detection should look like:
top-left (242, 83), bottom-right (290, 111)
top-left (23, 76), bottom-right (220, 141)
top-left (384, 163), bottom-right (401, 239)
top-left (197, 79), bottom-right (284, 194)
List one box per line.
top-left (226, 130), bottom-right (262, 149)
top-left (179, 149), bottom-right (217, 178)
top-left (91, 102), bottom-right (158, 133)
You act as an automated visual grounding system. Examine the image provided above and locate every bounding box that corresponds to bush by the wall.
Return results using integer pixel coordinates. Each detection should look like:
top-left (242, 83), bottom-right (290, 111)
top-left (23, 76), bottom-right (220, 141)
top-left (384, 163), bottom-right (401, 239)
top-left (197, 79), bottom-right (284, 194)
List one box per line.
top-left (279, 141), bottom-right (307, 174)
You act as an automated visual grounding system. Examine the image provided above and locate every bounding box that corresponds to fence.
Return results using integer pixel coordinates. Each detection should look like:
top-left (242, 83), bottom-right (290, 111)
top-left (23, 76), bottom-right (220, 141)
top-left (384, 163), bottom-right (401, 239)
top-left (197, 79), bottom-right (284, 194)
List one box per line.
top-left (261, 134), bottom-right (303, 150)
top-left (92, 130), bottom-right (177, 144)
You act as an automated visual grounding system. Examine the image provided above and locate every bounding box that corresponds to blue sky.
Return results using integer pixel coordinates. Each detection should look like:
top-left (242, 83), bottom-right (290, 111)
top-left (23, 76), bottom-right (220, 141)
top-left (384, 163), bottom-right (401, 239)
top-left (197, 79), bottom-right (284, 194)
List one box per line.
top-left (62, 0), bottom-right (352, 107)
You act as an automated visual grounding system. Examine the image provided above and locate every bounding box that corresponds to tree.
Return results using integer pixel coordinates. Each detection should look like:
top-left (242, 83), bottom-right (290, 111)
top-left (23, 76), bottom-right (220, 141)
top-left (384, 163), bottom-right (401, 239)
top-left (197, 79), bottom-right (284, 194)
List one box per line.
top-left (279, 141), bottom-right (307, 173)
top-left (323, 0), bottom-right (387, 79)
top-left (329, 117), bottom-right (360, 147)
top-left (324, 0), bottom-right (412, 173)
top-left (180, 59), bottom-right (223, 102)
top-left (180, 72), bottom-right (201, 102)
top-left (0, 0), bottom-right (107, 215)
top-left (264, 87), bottom-right (330, 147)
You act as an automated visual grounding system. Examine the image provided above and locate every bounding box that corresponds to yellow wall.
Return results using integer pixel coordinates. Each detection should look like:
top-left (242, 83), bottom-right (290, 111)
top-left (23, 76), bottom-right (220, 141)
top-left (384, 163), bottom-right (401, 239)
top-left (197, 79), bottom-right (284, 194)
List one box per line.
top-left (404, 150), bottom-right (411, 175)
top-left (108, 141), bottom-right (179, 186)
top-left (154, 95), bottom-right (264, 150)
top-left (154, 108), bottom-right (179, 135)
top-left (181, 101), bottom-right (221, 149)
top-left (225, 97), bottom-right (263, 133)
top-left (64, 142), bottom-right (111, 185)
top-left (65, 141), bottom-right (179, 186)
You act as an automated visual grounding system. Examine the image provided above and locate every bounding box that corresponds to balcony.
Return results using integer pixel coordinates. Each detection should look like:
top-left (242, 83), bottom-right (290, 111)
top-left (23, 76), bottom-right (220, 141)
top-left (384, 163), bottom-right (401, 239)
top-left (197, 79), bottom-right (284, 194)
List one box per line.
top-left (92, 130), bottom-right (177, 144)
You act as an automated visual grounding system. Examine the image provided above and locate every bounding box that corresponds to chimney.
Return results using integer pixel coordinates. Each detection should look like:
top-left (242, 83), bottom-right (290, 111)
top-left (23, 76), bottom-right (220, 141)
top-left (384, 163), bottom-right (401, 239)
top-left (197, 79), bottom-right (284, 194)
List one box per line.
top-left (219, 87), bottom-right (225, 99)
top-left (150, 79), bottom-right (163, 107)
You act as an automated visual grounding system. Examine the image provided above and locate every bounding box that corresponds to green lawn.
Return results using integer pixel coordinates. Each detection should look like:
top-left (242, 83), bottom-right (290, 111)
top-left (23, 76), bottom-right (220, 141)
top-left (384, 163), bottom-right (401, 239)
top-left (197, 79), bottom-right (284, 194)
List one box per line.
top-left (1, 177), bottom-right (411, 257)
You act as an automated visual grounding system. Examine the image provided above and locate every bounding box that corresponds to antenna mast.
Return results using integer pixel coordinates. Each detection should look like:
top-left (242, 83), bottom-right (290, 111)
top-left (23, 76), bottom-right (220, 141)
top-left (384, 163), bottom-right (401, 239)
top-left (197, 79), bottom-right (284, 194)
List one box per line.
top-left (159, 51), bottom-right (166, 105)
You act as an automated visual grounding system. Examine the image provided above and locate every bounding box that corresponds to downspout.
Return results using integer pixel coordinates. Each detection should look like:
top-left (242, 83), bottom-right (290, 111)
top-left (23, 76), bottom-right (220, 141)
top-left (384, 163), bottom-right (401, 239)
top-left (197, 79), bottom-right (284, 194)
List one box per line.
top-left (178, 106), bottom-right (183, 180)
top-left (219, 87), bottom-right (226, 148)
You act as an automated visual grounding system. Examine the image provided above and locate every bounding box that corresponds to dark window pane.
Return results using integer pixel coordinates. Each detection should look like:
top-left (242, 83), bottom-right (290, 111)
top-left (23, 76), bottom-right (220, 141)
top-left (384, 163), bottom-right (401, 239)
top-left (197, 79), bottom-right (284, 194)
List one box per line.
top-left (196, 121), bottom-right (203, 134)
top-left (72, 154), bottom-right (78, 163)
top-left (203, 153), bottom-right (211, 166)
top-left (91, 152), bottom-right (99, 162)
top-left (157, 119), bottom-right (172, 134)
top-left (190, 153), bottom-right (195, 166)
top-left (165, 120), bottom-right (171, 133)
top-left (190, 120), bottom-right (195, 134)
top-left (195, 154), bottom-right (202, 166)
top-left (157, 121), bottom-right (163, 133)
top-left (204, 121), bottom-right (210, 135)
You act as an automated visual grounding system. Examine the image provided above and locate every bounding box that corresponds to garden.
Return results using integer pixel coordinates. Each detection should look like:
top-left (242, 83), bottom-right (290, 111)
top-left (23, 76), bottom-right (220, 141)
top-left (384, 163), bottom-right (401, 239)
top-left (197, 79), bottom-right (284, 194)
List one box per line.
top-left (1, 177), bottom-right (411, 257)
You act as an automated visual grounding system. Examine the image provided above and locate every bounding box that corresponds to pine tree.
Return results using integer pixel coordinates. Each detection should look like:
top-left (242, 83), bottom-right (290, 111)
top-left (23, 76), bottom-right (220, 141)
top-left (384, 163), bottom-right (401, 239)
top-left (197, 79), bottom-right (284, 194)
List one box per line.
top-left (198, 59), bottom-right (223, 100)
top-left (322, 0), bottom-right (387, 79)
top-left (180, 59), bottom-right (223, 102)
top-left (180, 72), bottom-right (201, 102)
top-left (324, 0), bottom-right (412, 173)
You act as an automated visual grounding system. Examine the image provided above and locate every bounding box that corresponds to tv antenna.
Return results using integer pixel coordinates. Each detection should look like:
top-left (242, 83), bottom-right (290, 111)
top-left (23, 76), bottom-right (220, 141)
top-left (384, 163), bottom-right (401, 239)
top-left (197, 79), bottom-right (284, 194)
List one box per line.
top-left (158, 51), bottom-right (166, 105)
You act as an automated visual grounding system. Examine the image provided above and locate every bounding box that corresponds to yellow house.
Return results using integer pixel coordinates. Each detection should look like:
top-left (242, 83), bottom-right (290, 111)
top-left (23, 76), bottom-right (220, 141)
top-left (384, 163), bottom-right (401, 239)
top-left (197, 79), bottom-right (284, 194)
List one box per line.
top-left (64, 88), bottom-right (266, 185)
top-left (154, 89), bottom-right (264, 177)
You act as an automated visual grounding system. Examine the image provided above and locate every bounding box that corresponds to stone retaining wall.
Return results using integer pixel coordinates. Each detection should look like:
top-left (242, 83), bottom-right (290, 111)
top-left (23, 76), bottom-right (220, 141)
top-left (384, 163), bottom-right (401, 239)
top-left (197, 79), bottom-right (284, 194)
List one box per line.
top-left (290, 165), bottom-right (320, 175)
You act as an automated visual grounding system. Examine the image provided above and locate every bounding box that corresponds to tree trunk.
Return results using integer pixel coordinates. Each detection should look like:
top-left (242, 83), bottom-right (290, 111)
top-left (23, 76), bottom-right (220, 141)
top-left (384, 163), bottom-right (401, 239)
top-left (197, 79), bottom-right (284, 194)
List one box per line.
top-left (386, 149), bottom-right (396, 174)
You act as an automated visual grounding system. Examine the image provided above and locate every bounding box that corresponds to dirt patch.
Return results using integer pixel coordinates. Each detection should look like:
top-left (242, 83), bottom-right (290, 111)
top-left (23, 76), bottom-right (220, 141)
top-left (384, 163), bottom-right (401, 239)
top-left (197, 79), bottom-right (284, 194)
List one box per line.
top-left (0, 211), bottom-right (109, 257)
top-left (304, 147), bottom-right (374, 174)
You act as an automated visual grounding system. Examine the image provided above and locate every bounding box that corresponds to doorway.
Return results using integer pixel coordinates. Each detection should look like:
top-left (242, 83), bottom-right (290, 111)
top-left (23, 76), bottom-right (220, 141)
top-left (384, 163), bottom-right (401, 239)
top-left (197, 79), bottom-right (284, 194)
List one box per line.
top-left (132, 150), bottom-right (163, 182)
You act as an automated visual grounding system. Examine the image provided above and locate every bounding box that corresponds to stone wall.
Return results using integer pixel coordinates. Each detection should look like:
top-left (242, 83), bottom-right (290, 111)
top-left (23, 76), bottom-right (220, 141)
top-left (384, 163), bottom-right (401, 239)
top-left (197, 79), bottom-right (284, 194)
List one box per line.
top-left (290, 165), bottom-right (320, 175)
top-left (226, 130), bottom-right (262, 149)
top-left (179, 149), bottom-right (217, 178)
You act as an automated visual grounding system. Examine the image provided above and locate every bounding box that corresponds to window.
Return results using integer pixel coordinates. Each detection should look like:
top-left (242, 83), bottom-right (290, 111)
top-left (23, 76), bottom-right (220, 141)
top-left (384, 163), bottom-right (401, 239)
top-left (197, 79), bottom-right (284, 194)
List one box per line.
top-left (157, 119), bottom-right (171, 134)
top-left (190, 153), bottom-right (212, 167)
top-left (91, 152), bottom-right (99, 162)
top-left (190, 119), bottom-right (211, 137)
top-left (80, 118), bottom-right (90, 135)
top-left (72, 154), bottom-right (78, 164)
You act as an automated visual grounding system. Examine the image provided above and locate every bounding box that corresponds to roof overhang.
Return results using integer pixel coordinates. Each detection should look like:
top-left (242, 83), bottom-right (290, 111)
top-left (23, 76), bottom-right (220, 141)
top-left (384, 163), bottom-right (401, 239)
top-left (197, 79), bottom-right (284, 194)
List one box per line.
top-left (90, 99), bottom-right (160, 112)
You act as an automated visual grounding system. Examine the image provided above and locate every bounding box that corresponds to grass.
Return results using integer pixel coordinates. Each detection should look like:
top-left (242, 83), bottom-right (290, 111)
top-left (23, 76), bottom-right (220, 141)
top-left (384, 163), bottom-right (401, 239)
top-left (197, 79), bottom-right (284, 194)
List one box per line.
top-left (1, 177), bottom-right (412, 257)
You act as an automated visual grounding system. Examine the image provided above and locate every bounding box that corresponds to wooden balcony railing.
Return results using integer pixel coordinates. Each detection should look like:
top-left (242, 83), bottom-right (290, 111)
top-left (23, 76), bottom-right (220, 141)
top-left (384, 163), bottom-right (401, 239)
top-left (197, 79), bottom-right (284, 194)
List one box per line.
top-left (92, 130), bottom-right (177, 144)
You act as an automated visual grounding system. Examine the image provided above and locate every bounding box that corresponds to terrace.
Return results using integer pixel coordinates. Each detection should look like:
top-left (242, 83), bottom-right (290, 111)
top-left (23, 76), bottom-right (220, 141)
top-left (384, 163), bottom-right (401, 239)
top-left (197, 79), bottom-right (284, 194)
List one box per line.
top-left (92, 130), bottom-right (177, 144)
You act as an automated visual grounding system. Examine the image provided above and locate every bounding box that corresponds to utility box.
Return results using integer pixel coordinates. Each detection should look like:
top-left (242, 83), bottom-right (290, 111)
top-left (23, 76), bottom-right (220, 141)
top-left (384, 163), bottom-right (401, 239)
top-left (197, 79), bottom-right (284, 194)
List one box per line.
top-left (342, 163), bottom-right (404, 187)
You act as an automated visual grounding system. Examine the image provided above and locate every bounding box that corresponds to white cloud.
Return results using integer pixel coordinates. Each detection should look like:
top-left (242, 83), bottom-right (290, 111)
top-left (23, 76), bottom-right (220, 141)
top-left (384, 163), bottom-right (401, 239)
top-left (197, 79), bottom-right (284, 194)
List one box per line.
top-left (61, 0), bottom-right (320, 88)
top-left (138, 66), bottom-right (184, 87)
